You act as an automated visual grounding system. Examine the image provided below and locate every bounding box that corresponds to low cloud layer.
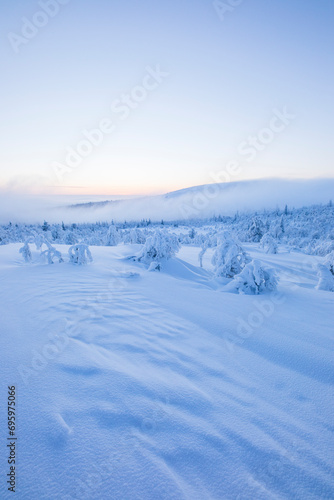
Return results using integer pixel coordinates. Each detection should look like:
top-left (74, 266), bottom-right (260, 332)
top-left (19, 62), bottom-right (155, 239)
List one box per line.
top-left (0, 178), bottom-right (333, 225)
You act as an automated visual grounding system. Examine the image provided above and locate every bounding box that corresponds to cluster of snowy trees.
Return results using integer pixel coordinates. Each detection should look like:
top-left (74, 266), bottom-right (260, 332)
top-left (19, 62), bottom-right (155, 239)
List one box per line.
top-left (3, 201), bottom-right (334, 291)
top-left (223, 204), bottom-right (334, 256)
top-left (19, 235), bottom-right (63, 264)
top-left (19, 235), bottom-right (93, 265)
top-left (208, 232), bottom-right (278, 294)
top-left (2, 203), bottom-right (333, 258)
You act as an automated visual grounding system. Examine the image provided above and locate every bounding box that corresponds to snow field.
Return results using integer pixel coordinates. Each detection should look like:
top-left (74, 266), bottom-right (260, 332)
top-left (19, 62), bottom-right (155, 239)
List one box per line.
top-left (0, 243), bottom-right (333, 499)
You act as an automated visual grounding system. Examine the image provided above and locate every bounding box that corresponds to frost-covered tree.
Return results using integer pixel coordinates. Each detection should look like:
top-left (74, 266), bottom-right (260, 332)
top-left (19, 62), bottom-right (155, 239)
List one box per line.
top-left (40, 242), bottom-right (63, 264)
top-left (212, 232), bottom-right (250, 278)
top-left (34, 233), bottom-right (45, 250)
top-left (68, 244), bottom-right (93, 265)
top-left (19, 235), bottom-right (63, 264)
top-left (65, 231), bottom-right (78, 245)
top-left (227, 260), bottom-right (278, 295)
top-left (247, 218), bottom-right (265, 242)
top-left (19, 240), bottom-right (33, 263)
top-left (105, 225), bottom-right (121, 246)
top-left (324, 250), bottom-right (334, 274)
top-left (270, 215), bottom-right (285, 239)
top-left (260, 233), bottom-right (278, 254)
top-left (189, 228), bottom-right (196, 240)
top-left (136, 230), bottom-right (180, 267)
top-left (199, 240), bottom-right (209, 268)
top-left (42, 220), bottom-right (50, 232)
top-left (316, 251), bottom-right (334, 291)
top-left (316, 265), bottom-right (334, 292)
top-left (126, 228), bottom-right (146, 244)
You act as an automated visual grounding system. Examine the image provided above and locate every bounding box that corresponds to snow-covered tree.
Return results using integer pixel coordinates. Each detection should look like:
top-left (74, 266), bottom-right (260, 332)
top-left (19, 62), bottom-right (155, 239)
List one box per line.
top-left (41, 244), bottom-right (63, 264)
top-left (316, 265), bottom-right (334, 292)
top-left (19, 240), bottom-right (33, 263)
top-left (316, 251), bottom-right (334, 291)
top-left (126, 228), bottom-right (146, 244)
top-left (136, 230), bottom-right (180, 267)
top-left (64, 231), bottom-right (78, 245)
top-left (189, 228), bottom-right (196, 240)
top-left (199, 240), bottom-right (209, 268)
top-left (68, 244), bottom-right (93, 265)
top-left (33, 233), bottom-right (45, 250)
top-left (42, 220), bottom-right (50, 232)
top-left (270, 215), bottom-right (285, 239)
top-left (260, 233), bottom-right (278, 254)
top-left (212, 232), bottom-right (250, 278)
top-left (19, 235), bottom-right (63, 264)
top-left (247, 218), bottom-right (265, 242)
top-left (324, 250), bottom-right (334, 274)
top-left (105, 225), bottom-right (121, 246)
top-left (227, 260), bottom-right (278, 295)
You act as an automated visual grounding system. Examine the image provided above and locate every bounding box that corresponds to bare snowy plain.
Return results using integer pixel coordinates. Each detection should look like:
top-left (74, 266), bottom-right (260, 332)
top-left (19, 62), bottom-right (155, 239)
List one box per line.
top-left (1, 183), bottom-right (334, 500)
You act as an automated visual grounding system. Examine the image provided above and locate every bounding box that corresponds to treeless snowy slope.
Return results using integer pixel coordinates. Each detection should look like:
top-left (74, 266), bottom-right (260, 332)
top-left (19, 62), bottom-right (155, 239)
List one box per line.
top-left (0, 244), bottom-right (333, 499)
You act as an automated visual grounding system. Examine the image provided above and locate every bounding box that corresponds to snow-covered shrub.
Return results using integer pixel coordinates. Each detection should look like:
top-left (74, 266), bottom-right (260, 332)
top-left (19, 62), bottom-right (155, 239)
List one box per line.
top-left (19, 240), bottom-right (32, 263)
top-left (325, 251), bottom-right (334, 274)
top-left (227, 260), bottom-right (278, 295)
top-left (68, 244), bottom-right (93, 265)
top-left (260, 233), bottom-right (278, 254)
top-left (136, 230), bottom-right (180, 266)
top-left (148, 261), bottom-right (161, 272)
top-left (212, 232), bottom-right (250, 278)
top-left (41, 244), bottom-right (64, 264)
top-left (199, 240), bottom-right (209, 268)
top-left (316, 265), bottom-right (334, 292)
top-left (317, 251), bottom-right (334, 291)
top-left (105, 225), bottom-right (121, 246)
top-left (19, 235), bottom-right (63, 264)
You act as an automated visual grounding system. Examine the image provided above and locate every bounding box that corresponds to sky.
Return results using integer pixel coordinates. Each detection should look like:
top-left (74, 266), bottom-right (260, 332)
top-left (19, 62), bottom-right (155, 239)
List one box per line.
top-left (0, 0), bottom-right (333, 196)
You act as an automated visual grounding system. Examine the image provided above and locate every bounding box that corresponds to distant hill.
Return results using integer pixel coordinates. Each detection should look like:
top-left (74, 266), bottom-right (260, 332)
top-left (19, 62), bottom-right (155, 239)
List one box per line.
top-left (64, 178), bottom-right (334, 222)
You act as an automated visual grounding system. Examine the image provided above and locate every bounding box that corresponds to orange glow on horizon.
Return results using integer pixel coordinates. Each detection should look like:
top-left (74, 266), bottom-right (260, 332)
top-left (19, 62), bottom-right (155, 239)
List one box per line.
top-left (49, 183), bottom-right (188, 197)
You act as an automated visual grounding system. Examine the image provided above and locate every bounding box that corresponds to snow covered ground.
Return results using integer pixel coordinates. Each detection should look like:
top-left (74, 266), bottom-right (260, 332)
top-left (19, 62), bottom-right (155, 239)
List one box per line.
top-left (1, 241), bottom-right (333, 499)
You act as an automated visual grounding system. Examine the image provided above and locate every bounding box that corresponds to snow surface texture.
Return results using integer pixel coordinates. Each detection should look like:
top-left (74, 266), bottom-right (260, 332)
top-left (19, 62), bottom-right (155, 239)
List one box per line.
top-left (1, 241), bottom-right (333, 500)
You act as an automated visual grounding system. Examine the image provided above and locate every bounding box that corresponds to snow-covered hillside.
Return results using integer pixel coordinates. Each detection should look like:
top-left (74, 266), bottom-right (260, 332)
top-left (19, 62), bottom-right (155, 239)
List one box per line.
top-left (1, 233), bottom-right (334, 499)
top-left (1, 196), bottom-right (334, 499)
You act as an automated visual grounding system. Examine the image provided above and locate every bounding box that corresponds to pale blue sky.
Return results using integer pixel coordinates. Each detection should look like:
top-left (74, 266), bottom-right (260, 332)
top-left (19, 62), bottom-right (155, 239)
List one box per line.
top-left (1, 0), bottom-right (333, 194)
